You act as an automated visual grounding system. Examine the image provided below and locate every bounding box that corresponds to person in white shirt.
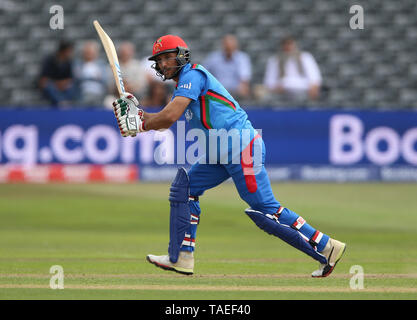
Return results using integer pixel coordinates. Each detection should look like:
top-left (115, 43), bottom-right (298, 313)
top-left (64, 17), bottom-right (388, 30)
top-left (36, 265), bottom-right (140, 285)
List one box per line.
top-left (203, 34), bottom-right (252, 99)
top-left (104, 42), bottom-right (156, 109)
top-left (74, 41), bottom-right (108, 106)
top-left (118, 42), bottom-right (149, 98)
top-left (263, 37), bottom-right (322, 101)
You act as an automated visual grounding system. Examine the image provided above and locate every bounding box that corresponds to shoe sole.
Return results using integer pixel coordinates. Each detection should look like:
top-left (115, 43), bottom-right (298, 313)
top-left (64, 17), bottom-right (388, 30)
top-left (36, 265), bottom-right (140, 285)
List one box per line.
top-left (146, 256), bottom-right (193, 276)
top-left (312, 243), bottom-right (347, 278)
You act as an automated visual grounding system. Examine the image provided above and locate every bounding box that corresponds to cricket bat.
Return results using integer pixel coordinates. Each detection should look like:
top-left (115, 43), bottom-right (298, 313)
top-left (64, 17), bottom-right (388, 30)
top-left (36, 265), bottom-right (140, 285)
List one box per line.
top-left (93, 20), bottom-right (125, 96)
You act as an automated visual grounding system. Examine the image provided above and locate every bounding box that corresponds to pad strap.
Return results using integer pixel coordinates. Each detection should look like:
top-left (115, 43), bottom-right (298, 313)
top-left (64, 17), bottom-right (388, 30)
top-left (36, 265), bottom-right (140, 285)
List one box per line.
top-left (309, 230), bottom-right (324, 248)
top-left (291, 216), bottom-right (306, 230)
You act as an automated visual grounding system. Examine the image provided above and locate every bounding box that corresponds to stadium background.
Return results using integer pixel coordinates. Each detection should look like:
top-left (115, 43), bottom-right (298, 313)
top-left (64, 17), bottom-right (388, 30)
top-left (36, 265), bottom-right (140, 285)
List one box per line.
top-left (0, 0), bottom-right (417, 301)
top-left (0, 0), bottom-right (416, 182)
top-left (0, 0), bottom-right (416, 108)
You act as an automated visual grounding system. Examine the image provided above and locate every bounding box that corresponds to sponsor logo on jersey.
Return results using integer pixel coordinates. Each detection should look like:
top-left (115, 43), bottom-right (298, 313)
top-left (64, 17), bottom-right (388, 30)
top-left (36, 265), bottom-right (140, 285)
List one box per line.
top-left (179, 82), bottom-right (192, 90)
top-left (185, 109), bottom-right (193, 122)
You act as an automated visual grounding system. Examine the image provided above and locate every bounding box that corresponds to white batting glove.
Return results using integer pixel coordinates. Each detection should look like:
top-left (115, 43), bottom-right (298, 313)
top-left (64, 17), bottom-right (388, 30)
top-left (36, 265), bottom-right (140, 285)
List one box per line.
top-left (112, 93), bottom-right (146, 137)
top-left (118, 114), bottom-right (146, 136)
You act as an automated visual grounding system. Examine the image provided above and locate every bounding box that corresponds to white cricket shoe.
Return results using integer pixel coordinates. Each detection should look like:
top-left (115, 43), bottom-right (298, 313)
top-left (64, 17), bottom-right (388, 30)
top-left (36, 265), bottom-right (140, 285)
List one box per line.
top-left (146, 251), bottom-right (194, 275)
top-left (311, 238), bottom-right (346, 278)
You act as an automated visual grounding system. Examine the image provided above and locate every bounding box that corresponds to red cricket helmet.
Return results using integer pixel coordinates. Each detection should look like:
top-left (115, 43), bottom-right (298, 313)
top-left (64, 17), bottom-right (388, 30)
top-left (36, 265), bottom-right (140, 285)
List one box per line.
top-left (148, 35), bottom-right (191, 80)
top-left (148, 35), bottom-right (188, 60)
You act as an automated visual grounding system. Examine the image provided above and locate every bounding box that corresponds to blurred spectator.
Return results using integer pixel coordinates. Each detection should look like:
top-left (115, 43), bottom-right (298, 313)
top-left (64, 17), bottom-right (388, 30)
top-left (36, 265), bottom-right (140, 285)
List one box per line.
top-left (104, 42), bottom-right (154, 109)
top-left (38, 40), bottom-right (77, 106)
top-left (118, 42), bottom-right (149, 98)
top-left (140, 56), bottom-right (161, 83)
top-left (141, 80), bottom-right (171, 108)
top-left (263, 36), bottom-right (322, 102)
top-left (203, 34), bottom-right (252, 99)
top-left (74, 40), bottom-right (108, 106)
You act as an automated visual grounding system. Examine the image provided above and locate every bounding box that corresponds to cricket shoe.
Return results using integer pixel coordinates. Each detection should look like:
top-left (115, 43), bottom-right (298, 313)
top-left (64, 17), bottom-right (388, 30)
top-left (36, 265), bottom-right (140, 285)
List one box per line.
top-left (311, 238), bottom-right (346, 278)
top-left (146, 251), bottom-right (194, 275)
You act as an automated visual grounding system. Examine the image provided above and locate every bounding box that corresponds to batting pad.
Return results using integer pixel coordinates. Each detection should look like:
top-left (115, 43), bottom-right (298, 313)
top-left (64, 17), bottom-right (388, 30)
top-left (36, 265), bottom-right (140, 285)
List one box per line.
top-left (168, 167), bottom-right (191, 263)
top-left (245, 208), bottom-right (328, 264)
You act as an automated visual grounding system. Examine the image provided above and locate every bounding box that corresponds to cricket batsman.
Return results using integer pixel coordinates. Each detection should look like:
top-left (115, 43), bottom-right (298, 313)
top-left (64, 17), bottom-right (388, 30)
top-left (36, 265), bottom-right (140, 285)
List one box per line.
top-left (112, 35), bottom-right (346, 277)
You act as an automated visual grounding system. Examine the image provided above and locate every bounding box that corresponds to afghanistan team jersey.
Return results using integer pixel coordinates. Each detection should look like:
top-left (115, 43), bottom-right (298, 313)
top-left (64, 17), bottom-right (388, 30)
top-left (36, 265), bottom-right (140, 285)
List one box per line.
top-left (173, 63), bottom-right (259, 162)
top-left (173, 63), bottom-right (253, 132)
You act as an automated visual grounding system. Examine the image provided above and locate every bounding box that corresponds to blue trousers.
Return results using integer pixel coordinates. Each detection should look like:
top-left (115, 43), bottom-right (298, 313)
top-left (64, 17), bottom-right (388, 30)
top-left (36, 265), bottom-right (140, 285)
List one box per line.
top-left (181, 136), bottom-right (330, 257)
top-left (43, 81), bottom-right (78, 106)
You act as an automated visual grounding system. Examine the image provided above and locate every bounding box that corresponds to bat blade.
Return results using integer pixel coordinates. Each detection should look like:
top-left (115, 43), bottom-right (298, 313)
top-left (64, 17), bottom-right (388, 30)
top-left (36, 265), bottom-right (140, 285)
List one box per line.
top-left (93, 20), bottom-right (125, 97)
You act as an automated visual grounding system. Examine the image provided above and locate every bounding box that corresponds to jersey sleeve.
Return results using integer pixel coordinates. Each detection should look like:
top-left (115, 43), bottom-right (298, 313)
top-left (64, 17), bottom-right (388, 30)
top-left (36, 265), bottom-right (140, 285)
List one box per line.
top-left (173, 69), bottom-right (207, 101)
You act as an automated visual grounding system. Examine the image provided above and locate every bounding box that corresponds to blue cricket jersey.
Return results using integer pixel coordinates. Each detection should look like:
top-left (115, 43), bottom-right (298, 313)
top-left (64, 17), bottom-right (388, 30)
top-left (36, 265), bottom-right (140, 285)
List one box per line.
top-left (173, 63), bottom-right (253, 131)
top-left (172, 63), bottom-right (257, 161)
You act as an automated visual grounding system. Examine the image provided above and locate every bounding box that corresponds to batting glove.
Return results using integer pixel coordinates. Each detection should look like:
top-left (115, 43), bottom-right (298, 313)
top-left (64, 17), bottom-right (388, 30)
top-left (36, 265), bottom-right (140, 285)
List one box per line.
top-left (118, 113), bottom-right (146, 136)
top-left (112, 92), bottom-right (146, 137)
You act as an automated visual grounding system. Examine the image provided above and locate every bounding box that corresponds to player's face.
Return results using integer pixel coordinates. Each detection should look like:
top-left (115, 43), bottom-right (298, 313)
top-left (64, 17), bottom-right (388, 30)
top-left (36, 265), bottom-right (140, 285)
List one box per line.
top-left (156, 52), bottom-right (179, 79)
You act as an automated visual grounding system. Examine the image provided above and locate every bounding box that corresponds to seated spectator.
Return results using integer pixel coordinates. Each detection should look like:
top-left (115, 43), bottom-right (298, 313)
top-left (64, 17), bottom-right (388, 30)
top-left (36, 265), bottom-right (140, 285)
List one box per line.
top-left (263, 36), bottom-right (322, 102)
top-left (38, 40), bottom-right (77, 106)
top-left (203, 34), bottom-right (252, 99)
top-left (74, 41), bottom-right (108, 106)
top-left (104, 42), bottom-right (153, 109)
top-left (118, 42), bottom-right (149, 98)
top-left (141, 80), bottom-right (171, 108)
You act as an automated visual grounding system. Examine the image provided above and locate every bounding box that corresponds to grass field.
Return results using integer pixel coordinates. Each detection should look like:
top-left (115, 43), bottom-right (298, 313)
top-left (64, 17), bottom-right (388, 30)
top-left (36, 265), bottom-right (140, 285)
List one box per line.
top-left (0, 182), bottom-right (416, 300)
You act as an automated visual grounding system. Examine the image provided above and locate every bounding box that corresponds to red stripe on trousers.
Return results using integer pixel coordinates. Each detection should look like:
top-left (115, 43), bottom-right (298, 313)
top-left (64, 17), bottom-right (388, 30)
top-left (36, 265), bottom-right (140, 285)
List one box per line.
top-left (241, 134), bottom-right (261, 193)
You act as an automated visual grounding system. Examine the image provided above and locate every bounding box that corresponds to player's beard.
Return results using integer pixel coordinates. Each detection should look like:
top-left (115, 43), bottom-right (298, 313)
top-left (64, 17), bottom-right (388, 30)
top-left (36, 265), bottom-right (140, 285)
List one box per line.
top-left (161, 65), bottom-right (181, 80)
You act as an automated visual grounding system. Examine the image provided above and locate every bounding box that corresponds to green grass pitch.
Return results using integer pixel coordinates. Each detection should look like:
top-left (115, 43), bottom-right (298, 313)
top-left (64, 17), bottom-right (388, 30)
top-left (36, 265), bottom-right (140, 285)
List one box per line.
top-left (0, 182), bottom-right (416, 300)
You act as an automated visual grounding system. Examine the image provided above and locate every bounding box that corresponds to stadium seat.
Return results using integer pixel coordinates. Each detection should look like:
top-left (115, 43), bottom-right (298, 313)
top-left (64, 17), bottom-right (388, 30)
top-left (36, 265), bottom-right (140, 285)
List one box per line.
top-left (0, 0), bottom-right (415, 109)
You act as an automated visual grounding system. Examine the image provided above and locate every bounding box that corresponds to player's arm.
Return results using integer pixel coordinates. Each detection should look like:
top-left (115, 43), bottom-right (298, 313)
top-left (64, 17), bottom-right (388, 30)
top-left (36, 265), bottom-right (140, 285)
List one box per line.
top-left (140, 68), bottom-right (205, 130)
top-left (112, 93), bottom-right (191, 136)
top-left (143, 96), bottom-right (191, 130)
top-left (113, 69), bottom-right (203, 136)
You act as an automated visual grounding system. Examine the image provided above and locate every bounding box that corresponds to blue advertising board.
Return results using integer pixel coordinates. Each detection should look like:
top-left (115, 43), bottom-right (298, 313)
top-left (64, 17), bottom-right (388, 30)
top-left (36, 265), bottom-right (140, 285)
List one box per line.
top-left (1, 108), bottom-right (416, 181)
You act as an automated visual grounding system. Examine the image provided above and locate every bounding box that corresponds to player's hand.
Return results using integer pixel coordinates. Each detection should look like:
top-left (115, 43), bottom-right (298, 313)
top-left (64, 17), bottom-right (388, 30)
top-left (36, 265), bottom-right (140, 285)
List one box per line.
top-left (112, 92), bottom-right (146, 137)
top-left (118, 113), bottom-right (146, 136)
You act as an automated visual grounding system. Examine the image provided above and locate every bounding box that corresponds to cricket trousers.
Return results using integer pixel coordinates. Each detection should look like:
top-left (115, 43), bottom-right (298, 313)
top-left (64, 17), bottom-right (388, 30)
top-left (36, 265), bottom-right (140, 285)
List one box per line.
top-left (180, 136), bottom-right (330, 260)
